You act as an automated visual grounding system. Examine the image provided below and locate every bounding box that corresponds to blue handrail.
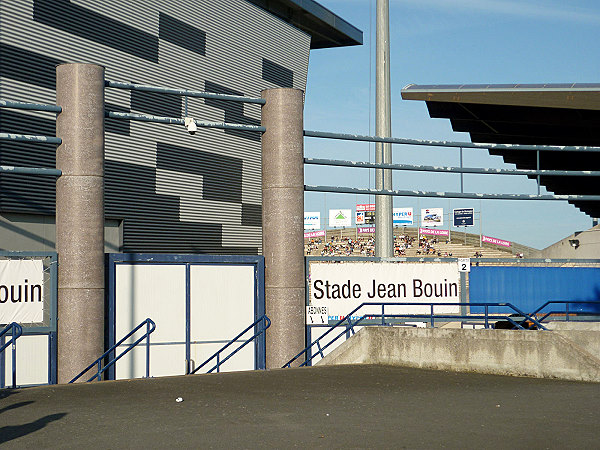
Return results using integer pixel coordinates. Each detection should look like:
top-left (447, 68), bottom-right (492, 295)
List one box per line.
top-left (191, 315), bottom-right (270, 375)
top-left (69, 318), bottom-right (155, 383)
top-left (529, 300), bottom-right (600, 322)
top-left (283, 302), bottom-right (546, 368)
top-left (0, 322), bottom-right (23, 388)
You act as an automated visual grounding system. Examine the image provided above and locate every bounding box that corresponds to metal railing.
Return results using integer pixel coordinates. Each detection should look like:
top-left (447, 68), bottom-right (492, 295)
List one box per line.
top-left (191, 315), bottom-right (270, 374)
top-left (69, 318), bottom-right (155, 383)
top-left (0, 322), bottom-right (23, 389)
top-left (0, 99), bottom-right (63, 176)
top-left (283, 302), bottom-right (546, 368)
top-left (105, 80), bottom-right (265, 133)
top-left (531, 300), bottom-right (600, 322)
top-left (303, 129), bottom-right (600, 201)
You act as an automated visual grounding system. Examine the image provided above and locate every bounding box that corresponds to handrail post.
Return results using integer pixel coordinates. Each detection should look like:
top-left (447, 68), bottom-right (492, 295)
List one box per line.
top-left (216, 353), bottom-right (220, 373)
top-left (566, 303), bottom-right (570, 321)
top-left (11, 326), bottom-right (17, 389)
top-left (430, 304), bottom-right (435, 328)
top-left (146, 320), bottom-right (151, 378)
top-left (485, 305), bottom-right (489, 329)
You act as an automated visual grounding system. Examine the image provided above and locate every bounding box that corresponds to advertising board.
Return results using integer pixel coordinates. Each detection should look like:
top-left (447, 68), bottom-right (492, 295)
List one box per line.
top-left (453, 208), bottom-right (474, 227)
top-left (304, 212), bottom-right (320, 230)
top-left (329, 209), bottom-right (352, 227)
top-left (393, 207), bottom-right (413, 225)
top-left (419, 228), bottom-right (449, 237)
top-left (308, 262), bottom-right (460, 321)
top-left (421, 208), bottom-right (444, 227)
top-left (482, 235), bottom-right (511, 248)
top-left (356, 204), bottom-right (375, 224)
top-left (358, 227), bottom-right (375, 234)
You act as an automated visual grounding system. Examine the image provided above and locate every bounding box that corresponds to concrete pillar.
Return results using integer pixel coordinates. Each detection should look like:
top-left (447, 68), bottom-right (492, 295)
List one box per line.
top-left (261, 88), bottom-right (305, 368)
top-left (56, 63), bottom-right (105, 383)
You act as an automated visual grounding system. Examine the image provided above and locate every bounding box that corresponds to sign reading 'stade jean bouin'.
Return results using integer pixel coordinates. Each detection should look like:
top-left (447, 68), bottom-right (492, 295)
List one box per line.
top-left (0, 259), bottom-right (44, 325)
top-left (309, 262), bottom-right (460, 320)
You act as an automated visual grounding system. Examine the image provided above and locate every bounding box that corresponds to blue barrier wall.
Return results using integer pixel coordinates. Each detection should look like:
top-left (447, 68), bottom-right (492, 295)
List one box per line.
top-left (469, 266), bottom-right (600, 313)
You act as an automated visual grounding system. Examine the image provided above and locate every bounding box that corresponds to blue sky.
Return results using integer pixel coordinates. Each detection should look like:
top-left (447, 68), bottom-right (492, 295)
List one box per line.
top-left (302, 0), bottom-right (600, 250)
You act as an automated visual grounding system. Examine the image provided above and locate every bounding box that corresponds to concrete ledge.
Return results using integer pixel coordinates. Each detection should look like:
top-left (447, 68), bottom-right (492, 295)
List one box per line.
top-left (318, 327), bottom-right (600, 382)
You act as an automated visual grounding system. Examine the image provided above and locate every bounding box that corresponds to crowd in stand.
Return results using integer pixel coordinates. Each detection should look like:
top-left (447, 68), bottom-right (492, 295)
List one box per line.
top-left (305, 235), bottom-right (454, 257)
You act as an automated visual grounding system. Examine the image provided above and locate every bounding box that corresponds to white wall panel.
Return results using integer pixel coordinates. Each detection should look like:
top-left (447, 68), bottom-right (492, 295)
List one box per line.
top-left (3, 334), bottom-right (48, 386)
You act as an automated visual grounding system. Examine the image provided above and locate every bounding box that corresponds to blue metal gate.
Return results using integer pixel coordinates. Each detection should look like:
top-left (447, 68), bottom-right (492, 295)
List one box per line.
top-left (469, 266), bottom-right (600, 314)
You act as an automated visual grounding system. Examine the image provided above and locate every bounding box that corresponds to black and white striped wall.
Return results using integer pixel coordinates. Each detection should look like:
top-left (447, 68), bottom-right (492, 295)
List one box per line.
top-left (0, 0), bottom-right (310, 254)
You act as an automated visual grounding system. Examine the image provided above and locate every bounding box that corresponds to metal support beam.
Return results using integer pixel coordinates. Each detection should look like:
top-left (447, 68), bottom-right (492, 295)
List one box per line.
top-left (375, 0), bottom-right (393, 257)
top-left (105, 80), bottom-right (265, 104)
top-left (106, 111), bottom-right (265, 133)
top-left (0, 100), bottom-right (62, 113)
top-left (304, 158), bottom-right (600, 177)
top-left (0, 165), bottom-right (61, 176)
top-left (304, 130), bottom-right (600, 153)
top-left (304, 185), bottom-right (600, 201)
top-left (0, 133), bottom-right (61, 144)
top-left (261, 88), bottom-right (305, 369)
top-left (56, 63), bottom-right (105, 383)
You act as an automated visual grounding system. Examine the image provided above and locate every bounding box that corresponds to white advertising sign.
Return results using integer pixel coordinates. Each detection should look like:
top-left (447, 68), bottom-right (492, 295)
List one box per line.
top-left (329, 209), bottom-right (352, 227)
top-left (304, 212), bottom-right (321, 230)
top-left (0, 259), bottom-right (44, 325)
top-left (309, 262), bottom-right (460, 321)
top-left (393, 207), bottom-right (413, 225)
top-left (421, 208), bottom-right (444, 227)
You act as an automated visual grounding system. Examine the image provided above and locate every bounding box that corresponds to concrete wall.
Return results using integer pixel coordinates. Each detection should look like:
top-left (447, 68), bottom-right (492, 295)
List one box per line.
top-left (541, 225), bottom-right (600, 259)
top-left (318, 326), bottom-right (600, 382)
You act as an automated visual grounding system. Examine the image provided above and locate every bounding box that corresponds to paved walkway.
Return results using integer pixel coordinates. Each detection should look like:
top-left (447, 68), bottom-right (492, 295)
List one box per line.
top-left (1, 365), bottom-right (598, 448)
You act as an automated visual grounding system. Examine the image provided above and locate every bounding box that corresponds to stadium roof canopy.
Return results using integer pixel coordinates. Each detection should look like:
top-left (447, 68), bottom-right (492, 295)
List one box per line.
top-left (401, 83), bottom-right (600, 218)
top-left (248, 0), bottom-right (363, 48)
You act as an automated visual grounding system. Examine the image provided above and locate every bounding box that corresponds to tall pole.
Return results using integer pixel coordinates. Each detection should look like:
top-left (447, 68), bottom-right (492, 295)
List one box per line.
top-left (261, 88), bottom-right (305, 368)
top-left (375, 0), bottom-right (393, 257)
top-left (55, 63), bottom-right (105, 383)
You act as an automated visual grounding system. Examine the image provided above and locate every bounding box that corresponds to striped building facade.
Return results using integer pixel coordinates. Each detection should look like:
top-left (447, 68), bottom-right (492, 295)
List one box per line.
top-left (0, 0), bottom-right (360, 254)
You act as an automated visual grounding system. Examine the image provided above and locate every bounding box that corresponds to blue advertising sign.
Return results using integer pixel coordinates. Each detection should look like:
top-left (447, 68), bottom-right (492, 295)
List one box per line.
top-left (453, 208), bottom-right (474, 227)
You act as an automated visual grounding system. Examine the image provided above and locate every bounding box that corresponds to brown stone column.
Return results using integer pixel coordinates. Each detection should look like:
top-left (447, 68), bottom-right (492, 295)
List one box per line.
top-left (261, 88), bottom-right (305, 368)
top-left (56, 63), bottom-right (105, 383)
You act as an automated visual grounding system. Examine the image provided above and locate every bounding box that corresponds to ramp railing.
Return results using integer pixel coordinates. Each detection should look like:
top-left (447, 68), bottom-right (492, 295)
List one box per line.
top-left (69, 318), bottom-right (155, 383)
top-left (191, 315), bottom-right (270, 374)
top-left (0, 322), bottom-right (23, 388)
top-left (531, 300), bottom-right (600, 322)
top-left (283, 302), bottom-right (545, 368)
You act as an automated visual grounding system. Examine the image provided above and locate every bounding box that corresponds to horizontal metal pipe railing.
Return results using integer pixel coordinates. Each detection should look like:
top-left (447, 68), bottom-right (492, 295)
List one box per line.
top-left (0, 132), bottom-right (62, 144)
top-left (304, 129), bottom-right (600, 153)
top-left (105, 80), bottom-right (266, 105)
top-left (304, 185), bottom-right (600, 201)
top-left (106, 111), bottom-right (265, 133)
top-left (0, 165), bottom-right (62, 176)
top-left (530, 300), bottom-right (600, 322)
top-left (0, 99), bottom-right (62, 113)
top-left (304, 157), bottom-right (600, 177)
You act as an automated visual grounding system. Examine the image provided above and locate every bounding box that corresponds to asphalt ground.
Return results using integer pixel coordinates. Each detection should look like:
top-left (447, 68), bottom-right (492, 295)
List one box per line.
top-left (1, 364), bottom-right (598, 449)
